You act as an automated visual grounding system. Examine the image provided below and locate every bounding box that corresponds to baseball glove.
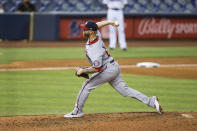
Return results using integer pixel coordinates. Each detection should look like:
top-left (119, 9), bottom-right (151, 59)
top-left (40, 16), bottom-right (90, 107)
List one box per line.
top-left (75, 67), bottom-right (89, 79)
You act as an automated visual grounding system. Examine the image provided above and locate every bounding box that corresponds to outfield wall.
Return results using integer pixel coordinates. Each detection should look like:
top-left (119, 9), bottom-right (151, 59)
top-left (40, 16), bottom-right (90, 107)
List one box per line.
top-left (0, 13), bottom-right (197, 41)
top-left (0, 13), bottom-right (30, 40)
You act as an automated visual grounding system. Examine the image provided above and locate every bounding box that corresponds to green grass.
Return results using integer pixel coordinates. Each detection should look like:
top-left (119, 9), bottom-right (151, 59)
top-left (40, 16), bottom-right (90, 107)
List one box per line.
top-left (0, 70), bottom-right (197, 116)
top-left (0, 47), bottom-right (197, 64)
top-left (0, 46), bottom-right (197, 116)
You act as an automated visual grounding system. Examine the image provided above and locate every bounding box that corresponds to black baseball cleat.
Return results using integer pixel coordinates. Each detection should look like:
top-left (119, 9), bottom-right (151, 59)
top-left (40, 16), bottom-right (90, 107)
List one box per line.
top-left (122, 48), bottom-right (127, 51)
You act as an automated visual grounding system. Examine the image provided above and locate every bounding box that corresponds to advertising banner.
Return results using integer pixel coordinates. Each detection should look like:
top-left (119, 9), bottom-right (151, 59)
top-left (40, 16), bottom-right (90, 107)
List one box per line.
top-left (134, 17), bottom-right (197, 39)
top-left (59, 18), bottom-right (102, 40)
top-left (59, 17), bottom-right (197, 40)
top-left (59, 18), bottom-right (134, 40)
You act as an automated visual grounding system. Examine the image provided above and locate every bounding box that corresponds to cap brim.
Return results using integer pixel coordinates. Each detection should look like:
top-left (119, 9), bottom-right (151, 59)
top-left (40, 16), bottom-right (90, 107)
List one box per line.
top-left (80, 24), bottom-right (88, 30)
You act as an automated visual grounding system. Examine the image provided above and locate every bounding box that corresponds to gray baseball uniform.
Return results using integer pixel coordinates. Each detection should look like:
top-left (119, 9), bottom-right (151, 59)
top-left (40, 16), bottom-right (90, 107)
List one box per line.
top-left (72, 30), bottom-right (156, 114)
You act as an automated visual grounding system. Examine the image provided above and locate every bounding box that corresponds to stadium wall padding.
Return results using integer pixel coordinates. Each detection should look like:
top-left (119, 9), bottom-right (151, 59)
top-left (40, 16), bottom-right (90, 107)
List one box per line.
top-left (0, 13), bottom-right (197, 41)
top-left (0, 13), bottom-right (30, 40)
top-left (33, 14), bottom-right (59, 41)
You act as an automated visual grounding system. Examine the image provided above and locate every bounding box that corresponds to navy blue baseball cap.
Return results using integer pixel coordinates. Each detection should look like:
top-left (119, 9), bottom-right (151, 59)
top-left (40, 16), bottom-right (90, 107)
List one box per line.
top-left (80, 21), bottom-right (98, 31)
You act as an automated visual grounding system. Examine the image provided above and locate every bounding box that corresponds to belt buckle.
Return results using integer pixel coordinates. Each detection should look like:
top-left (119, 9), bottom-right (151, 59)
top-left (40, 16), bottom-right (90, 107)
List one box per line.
top-left (112, 8), bottom-right (119, 10)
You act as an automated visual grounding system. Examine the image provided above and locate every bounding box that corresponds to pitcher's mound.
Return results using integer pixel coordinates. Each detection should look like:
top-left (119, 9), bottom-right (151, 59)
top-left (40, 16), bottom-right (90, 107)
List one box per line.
top-left (0, 112), bottom-right (197, 131)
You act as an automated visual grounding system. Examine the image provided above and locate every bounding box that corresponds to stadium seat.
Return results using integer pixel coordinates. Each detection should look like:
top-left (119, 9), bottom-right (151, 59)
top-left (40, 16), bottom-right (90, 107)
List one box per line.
top-left (1, 0), bottom-right (196, 14)
top-left (136, 0), bottom-right (147, 12)
top-left (38, 0), bottom-right (50, 12)
top-left (1, 0), bottom-right (15, 12)
top-left (51, 0), bottom-right (63, 12)
top-left (138, 0), bottom-right (147, 8)
top-left (89, 0), bottom-right (103, 12)
top-left (75, 2), bottom-right (87, 12)
top-left (132, 2), bottom-right (144, 12)
top-left (150, 0), bottom-right (161, 12)
top-left (43, 2), bottom-right (57, 12)
top-left (31, 0), bottom-right (42, 11)
top-left (67, 0), bottom-right (77, 6)
top-left (164, 0), bottom-right (174, 12)
top-left (127, 0), bottom-right (135, 8)
top-left (61, 2), bottom-right (69, 12)
top-left (61, 2), bottom-right (75, 12)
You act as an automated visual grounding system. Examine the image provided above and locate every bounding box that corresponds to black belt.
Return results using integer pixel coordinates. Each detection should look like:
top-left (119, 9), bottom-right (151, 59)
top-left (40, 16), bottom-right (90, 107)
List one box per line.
top-left (110, 59), bottom-right (114, 64)
top-left (111, 8), bottom-right (121, 10)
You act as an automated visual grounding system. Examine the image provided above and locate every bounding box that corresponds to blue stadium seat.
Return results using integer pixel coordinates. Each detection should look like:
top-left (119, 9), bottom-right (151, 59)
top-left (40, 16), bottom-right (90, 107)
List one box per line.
top-left (159, 2), bottom-right (168, 12)
top-left (171, 0), bottom-right (185, 12)
top-left (9, 0), bottom-right (22, 12)
top-left (193, 0), bottom-right (197, 13)
top-left (75, 2), bottom-right (87, 12)
top-left (60, 2), bottom-right (75, 12)
top-left (61, 2), bottom-right (69, 12)
top-left (1, 0), bottom-right (197, 14)
top-left (89, 0), bottom-right (103, 12)
top-left (137, 0), bottom-right (148, 12)
top-left (138, 0), bottom-right (147, 8)
top-left (177, 0), bottom-right (186, 7)
top-left (150, 0), bottom-right (161, 12)
top-left (67, 0), bottom-right (77, 6)
top-left (125, 0), bottom-right (139, 13)
top-left (43, 2), bottom-right (57, 12)
top-left (83, 0), bottom-right (92, 6)
top-left (127, 0), bottom-right (135, 8)
top-left (51, 0), bottom-right (64, 12)
top-left (31, 0), bottom-right (42, 11)
top-left (1, 0), bottom-right (15, 12)
top-left (163, 0), bottom-right (175, 12)
top-left (38, 0), bottom-right (50, 12)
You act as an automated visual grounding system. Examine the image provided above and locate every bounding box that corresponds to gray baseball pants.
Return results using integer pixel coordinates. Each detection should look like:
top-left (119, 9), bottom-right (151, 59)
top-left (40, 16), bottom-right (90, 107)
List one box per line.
top-left (73, 61), bottom-right (156, 113)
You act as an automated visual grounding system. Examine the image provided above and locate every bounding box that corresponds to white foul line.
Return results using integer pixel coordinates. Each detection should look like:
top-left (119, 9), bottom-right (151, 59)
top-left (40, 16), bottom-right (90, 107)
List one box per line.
top-left (0, 64), bottom-right (197, 72)
top-left (121, 64), bottom-right (197, 68)
top-left (160, 64), bottom-right (197, 67)
top-left (0, 67), bottom-right (75, 72)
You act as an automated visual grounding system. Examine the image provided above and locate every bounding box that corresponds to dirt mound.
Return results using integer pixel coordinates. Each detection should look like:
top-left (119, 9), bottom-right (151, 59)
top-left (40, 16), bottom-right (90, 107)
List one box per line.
top-left (0, 112), bottom-right (196, 131)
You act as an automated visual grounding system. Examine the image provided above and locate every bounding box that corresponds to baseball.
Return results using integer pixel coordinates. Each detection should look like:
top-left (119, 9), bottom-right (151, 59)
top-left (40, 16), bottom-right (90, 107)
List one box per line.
top-left (114, 21), bottom-right (119, 26)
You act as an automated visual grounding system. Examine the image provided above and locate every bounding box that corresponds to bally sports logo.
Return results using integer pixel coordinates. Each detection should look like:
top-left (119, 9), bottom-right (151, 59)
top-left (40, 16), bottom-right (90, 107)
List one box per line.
top-left (138, 18), bottom-right (197, 39)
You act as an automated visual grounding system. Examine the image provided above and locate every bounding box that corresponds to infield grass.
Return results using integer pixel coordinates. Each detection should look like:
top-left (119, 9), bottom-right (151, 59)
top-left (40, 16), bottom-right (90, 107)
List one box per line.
top-left (0, 47), bottom-right (197, 64)
top-left (0, 46), bottom-right (197, 116)
top-left (0, 70), bottom-right (197, 116)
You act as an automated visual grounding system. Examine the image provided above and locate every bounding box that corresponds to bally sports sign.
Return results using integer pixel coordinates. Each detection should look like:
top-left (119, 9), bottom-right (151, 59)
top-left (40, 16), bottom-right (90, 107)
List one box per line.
top-left (59, 17), bottom-right (197, 40)
top-left (133, 17), bottom-right (197, 39)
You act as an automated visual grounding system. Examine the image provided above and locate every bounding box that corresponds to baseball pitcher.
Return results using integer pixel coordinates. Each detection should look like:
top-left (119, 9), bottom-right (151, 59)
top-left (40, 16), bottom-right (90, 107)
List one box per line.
top-left (64, 20), bottom-right (163, 118)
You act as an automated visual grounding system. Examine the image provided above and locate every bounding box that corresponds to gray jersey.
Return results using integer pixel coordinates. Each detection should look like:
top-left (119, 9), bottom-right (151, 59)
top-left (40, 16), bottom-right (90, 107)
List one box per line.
top-left (85, 30), bottom-right (113, 70)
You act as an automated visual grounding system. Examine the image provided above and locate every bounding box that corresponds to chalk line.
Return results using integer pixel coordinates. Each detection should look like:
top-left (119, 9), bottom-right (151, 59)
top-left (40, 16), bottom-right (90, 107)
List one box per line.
top-left (0, 64), bottom-right (197, 72)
